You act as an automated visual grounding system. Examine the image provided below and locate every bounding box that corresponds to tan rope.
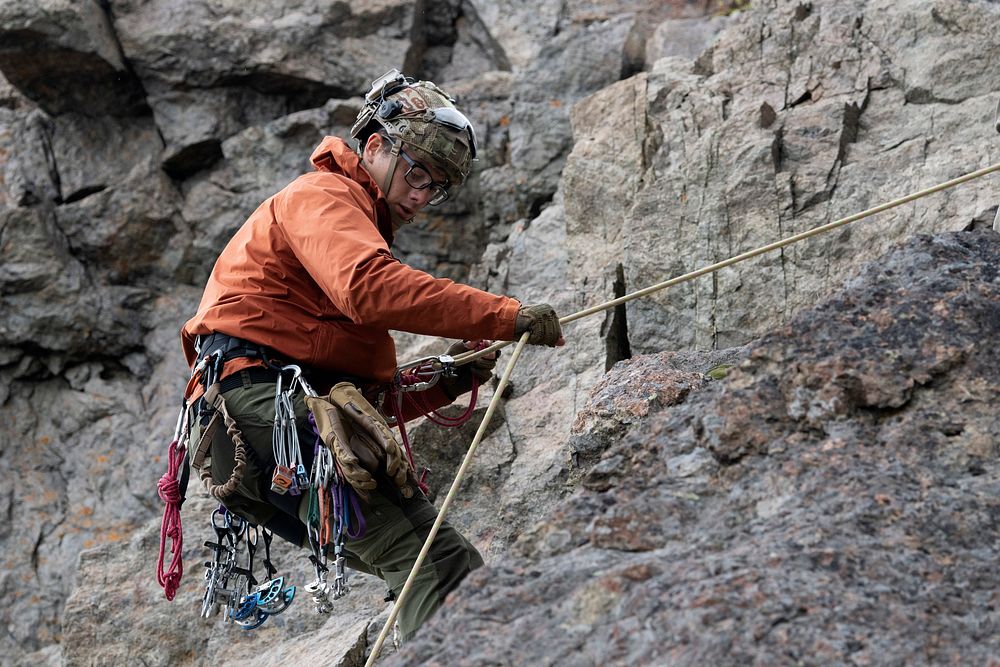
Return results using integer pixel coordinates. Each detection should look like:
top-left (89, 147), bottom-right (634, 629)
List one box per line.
top-left (369, 159), bottom-right (1000, 663)
top-left (366, 333), bottom-right (531, 666)
top-left (199, 385), bottom-right (248, 500)
top-left (414, 159), bottom-right (1000, 370)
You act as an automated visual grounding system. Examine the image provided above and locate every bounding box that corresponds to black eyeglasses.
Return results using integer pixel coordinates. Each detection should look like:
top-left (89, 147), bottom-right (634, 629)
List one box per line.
top-left (397, 149), bottom-right (451, 206)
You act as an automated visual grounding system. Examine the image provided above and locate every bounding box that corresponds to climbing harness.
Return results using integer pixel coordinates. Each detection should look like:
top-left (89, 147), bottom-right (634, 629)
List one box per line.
top-left (156, 346), bottom-right (368, 626)
top-left (366, 159), bottom-right (1000, 665)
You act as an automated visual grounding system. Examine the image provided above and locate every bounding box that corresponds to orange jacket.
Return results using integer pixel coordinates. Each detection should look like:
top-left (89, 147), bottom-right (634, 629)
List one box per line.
top-left (181, 136), bottom-right (520, 392)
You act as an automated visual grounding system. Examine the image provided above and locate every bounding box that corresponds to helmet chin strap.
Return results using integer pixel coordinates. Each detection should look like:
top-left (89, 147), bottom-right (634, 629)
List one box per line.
top-left (362, 136), bottom-right (413, 225)
top-left (382, 139), bottom-right (403, 199)
top-left (383, 140), bottom-right (415, 225)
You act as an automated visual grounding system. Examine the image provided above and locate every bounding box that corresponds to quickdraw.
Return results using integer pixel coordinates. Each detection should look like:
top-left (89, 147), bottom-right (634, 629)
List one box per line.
top-left (271, 365), bottom-right (310, 495)
top-left (304, 406), bottom-right (335, 613)
top-left (304, 403), bottom-right (365, 613)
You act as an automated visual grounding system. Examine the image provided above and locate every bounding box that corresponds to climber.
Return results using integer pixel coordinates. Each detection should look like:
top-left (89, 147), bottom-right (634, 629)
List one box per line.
top-left (179, 69), bottom-right (563, 640)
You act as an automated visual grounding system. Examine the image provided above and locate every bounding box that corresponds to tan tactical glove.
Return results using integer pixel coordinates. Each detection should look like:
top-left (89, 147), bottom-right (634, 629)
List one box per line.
top-left (441, 340), bottom-right (499, 399)
top-left (514, 303), bottom-right (564, 346)
top-left (306, 382), bottom-right (419, 500)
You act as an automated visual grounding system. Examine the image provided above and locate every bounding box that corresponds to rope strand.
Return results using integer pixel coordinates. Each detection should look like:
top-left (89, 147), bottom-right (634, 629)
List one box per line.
top-left (366, 333), bottom-right (531, 666)
top-left (405, 160), bottom-right (1000, 371)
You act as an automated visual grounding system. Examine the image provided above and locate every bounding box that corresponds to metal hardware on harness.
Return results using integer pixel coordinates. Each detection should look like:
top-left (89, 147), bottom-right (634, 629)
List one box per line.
top-left (304, 466), bottom-right (339, 612)
top-left (331, 543), bottom-right (349, 599)
top-left (304, 555), bottom-right (335, 614)
top-left (302, 393), bottom-right (355, 613)
top-left (271, 365), bottom-right (312, 495)
top-left (200, 509), bottom-right (295, 630)
top-left (270, 465), bottom-right (294, 494)
top-left (393, 354), bottom-right (455, 392)
top-left (201, 507), bottom-right (243, 619)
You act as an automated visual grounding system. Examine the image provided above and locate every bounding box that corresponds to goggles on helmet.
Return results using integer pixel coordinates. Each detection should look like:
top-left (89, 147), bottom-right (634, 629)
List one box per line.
top-left (414, 106), bottom-right (478, 160)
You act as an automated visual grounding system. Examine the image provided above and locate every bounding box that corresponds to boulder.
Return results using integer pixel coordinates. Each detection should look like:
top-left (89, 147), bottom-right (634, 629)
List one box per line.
top-left (0, 0), bottom-right (146, 115)
top-left (107, 0), bottom-right (418, 174)
top-left (392, 230), bottom-right (1000, 666)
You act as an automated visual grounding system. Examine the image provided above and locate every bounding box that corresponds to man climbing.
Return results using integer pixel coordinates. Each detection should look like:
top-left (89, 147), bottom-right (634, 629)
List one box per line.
top-left (179, 69), bottom-right (563, 640)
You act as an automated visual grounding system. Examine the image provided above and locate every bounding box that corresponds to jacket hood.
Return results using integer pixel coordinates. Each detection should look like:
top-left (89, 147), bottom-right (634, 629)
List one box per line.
top-left (310, 136), bottom-right (382, 199)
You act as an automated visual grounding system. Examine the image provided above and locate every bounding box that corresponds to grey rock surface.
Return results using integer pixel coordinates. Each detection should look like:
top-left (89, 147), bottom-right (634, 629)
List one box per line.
top-left (107, 0), bottom-right (416, 174)
top-left (0, 0), bottom-right (145, 115)
top-left (594, 0), bottom-right (1000, 356)
top-left (0, 0), bottom-right (997, 663)
top-left (392, 230), bottom-right (1000, 667)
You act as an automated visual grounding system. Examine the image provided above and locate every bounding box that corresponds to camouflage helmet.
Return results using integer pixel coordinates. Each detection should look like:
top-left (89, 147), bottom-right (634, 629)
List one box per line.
top-left (351, 69), bottom-right (478, 188)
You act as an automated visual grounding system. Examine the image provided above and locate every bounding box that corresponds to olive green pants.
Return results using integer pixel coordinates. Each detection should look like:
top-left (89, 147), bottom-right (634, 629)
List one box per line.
top-left (200, 373), bottom-right (483, 640)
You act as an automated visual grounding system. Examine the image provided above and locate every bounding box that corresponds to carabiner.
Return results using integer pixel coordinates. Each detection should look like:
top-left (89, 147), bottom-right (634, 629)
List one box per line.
top-left (394, 356), bottom-right (447, 392)
top-left (278, 364), bottom-right (303, 393)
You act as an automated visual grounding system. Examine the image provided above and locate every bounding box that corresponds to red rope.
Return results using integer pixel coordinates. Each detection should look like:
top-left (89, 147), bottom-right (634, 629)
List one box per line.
top-left (390, 356), bottom-right (488, 496)
top-left (390, 392), bottom-right (430, 495)
top-left (404, 378), bottom-right (479, 426)
top-left (156, 438), bottom-right (186, 601)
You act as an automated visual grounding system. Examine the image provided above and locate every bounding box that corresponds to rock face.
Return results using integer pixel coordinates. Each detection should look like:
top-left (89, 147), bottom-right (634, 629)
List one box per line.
top-left (1, 0), bottom-right (998, 664)
top-left (564, 0), bottom-right (1000, 357)
top-left (393, 230), bottom-right (1000, 667)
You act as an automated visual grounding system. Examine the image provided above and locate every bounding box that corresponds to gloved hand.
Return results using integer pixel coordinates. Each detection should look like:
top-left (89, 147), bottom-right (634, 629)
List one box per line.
top-left (514, 303), bottom-right (564, 346)
top-left (440, 340), bottom-right (499, 399)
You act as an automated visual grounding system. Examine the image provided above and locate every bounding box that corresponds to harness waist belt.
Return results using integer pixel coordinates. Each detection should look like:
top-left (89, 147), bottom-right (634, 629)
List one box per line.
top-left (195, 332), bottom-right (357, 395)
top-left (216, 367), bottom-right (282, 394)
top-left (196, 332), bottom-right (275, 364)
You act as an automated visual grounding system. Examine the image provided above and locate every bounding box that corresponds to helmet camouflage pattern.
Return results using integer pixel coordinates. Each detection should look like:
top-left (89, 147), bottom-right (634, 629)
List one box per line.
top-left (351, 69), bottom-right (478, 187)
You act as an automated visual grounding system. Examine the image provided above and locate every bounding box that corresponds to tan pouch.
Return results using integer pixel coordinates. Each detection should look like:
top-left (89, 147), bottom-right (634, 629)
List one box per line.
top-left (306, 382), bottom-right (417, 500)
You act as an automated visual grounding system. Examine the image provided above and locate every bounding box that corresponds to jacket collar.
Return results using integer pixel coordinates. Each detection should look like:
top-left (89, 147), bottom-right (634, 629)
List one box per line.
top-left (310, 136), bottom-right (395, 244)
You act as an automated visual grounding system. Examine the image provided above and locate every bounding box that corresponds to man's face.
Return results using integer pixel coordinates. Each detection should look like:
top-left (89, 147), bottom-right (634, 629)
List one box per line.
top-left (363, 134), bottom-right (450, 231)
